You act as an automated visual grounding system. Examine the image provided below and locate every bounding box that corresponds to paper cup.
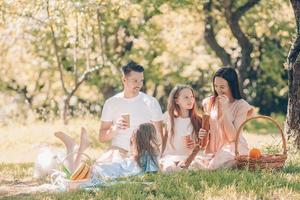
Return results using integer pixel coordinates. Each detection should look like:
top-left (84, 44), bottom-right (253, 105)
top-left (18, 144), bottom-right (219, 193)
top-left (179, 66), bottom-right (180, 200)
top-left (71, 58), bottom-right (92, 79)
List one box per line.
top-left (183, 135), bottom-right (192, 146)
top-left (121, 113), bottom-right (130, 128)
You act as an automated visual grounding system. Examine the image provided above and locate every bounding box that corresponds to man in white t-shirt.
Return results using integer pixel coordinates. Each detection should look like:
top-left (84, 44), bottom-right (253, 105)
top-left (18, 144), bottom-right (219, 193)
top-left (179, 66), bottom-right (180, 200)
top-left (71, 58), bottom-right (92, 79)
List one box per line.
top-left (99, 61), bottom-right (163, 156)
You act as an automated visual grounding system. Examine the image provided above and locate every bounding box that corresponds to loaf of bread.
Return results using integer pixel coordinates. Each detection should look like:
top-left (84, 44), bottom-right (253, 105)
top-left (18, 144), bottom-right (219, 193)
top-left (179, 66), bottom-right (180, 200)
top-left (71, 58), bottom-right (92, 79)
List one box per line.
top-left (70, 163), bottom-right (90, 180)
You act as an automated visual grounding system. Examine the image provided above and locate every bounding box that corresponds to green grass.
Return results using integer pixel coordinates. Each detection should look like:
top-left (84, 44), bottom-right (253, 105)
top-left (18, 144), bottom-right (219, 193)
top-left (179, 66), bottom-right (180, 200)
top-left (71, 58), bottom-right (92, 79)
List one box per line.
top-left (2, 169), bottom-right (300, 199)
top-left (1, 115), bottom-right (299, 199)
top-left (244, 113), bottom-right (286, 134)
top-left (1, 154), bottom-right (300, 200)
top-left (0, 163), bottom-right (34, 180)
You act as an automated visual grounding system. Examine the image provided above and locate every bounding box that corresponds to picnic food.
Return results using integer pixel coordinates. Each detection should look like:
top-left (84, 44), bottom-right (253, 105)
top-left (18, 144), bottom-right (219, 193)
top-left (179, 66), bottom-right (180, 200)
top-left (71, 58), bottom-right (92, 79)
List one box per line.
top-left (70, 163), bottom-right (90, 180)
top-left (201, 114), bottom-right (210, 131)
top-left (249, 148), bottom-right (262, 159)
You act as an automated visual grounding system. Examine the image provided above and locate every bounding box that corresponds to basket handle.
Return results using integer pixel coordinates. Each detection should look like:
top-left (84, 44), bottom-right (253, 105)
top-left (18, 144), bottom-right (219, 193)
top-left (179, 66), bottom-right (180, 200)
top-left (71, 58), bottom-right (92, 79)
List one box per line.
top-left (60, 151), bottom-right (92, 166)
top-left (235, 115), bottom-right (287, 156)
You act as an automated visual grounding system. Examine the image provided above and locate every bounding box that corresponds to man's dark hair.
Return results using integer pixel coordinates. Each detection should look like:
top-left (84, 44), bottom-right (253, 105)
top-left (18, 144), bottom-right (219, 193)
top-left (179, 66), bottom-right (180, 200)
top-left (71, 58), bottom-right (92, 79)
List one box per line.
top-left (121, 60), bottom-right (144, 76)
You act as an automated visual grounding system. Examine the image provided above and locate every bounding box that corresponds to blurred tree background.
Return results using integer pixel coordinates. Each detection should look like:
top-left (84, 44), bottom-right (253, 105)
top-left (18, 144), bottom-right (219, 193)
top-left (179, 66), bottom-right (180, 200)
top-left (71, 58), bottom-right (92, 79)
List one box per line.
top-left (0, 0), bottom-right (294, 124)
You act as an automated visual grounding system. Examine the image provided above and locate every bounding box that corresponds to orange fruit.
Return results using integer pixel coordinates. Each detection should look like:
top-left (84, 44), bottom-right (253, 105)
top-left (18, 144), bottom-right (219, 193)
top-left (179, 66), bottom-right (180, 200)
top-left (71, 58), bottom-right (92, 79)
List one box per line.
top-left (249, 148), bottom-right (262, 159)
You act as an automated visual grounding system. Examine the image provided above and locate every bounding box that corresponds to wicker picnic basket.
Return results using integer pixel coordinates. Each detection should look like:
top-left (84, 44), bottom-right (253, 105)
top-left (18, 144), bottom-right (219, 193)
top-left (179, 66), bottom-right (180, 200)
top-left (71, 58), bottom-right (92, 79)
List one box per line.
top-left (235, 115), bottom-right (287, 170)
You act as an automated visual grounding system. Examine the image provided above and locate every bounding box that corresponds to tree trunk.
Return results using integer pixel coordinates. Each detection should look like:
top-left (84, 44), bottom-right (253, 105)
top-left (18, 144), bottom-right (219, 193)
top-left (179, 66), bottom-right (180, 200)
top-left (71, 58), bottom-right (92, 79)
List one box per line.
top-left (203, 0), bottom-right (260, 91)
top-left (63, 97), bottom-right (71, 125)
top-left (286, 0), bottom-right (300, 150)
top-left (223, 0), bottom-right (260, 88)
top-left (285, 64), bottom-right (300, 149)
top-left (203, 0), bottom-right (232, 66)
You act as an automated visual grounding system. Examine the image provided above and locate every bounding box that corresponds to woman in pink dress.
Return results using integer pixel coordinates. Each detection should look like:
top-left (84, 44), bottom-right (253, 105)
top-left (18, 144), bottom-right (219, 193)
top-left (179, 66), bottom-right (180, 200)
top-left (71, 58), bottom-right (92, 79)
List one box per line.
top-left (191, 67), bottom-right (254, 170)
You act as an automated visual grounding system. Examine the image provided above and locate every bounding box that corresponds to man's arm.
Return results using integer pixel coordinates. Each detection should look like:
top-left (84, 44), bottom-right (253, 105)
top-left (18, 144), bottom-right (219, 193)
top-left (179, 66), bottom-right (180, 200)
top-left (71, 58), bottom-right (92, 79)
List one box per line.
top-left (99, 121), bottom-right (117, 142)
top-left (99, 117), bottom-right (128, 142)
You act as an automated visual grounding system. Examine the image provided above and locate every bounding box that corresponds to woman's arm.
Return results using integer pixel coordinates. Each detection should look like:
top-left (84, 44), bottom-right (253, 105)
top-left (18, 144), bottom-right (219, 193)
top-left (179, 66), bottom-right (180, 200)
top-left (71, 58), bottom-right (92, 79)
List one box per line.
top-left (221, 110), bottom-right (247, 142)
top-left (220, 101), bottom-right (253, 142)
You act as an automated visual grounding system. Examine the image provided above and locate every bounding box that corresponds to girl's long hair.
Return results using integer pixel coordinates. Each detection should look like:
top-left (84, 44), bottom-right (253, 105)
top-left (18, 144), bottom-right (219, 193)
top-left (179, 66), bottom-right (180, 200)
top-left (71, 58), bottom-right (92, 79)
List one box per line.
top-left (132, 123), bottom-right (159, 168)
top-left (167, 85), bottom-right (202, 145)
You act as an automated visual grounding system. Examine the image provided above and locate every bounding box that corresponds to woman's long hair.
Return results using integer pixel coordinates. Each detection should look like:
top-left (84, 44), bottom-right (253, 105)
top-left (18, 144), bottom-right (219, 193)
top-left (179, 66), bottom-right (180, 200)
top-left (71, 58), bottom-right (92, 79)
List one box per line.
top-left (132, 123), bottom-right (159, 168)
top-left (212, 67), bottom-right (243, 100)
top-left (167, 85), bottom-right (202, 145)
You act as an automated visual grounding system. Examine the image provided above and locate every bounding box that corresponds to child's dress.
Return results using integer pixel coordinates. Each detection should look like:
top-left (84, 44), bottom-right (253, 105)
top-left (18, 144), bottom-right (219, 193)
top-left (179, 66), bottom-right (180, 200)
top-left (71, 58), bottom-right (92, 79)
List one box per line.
top-left (93, 151), bottom-right (158, 179)
top-left (159, 115), bottom-right (194, 172)
top-left (53, 151), bottom-right (159, 190)
top-left (191, 97), bottom-right (253, 170)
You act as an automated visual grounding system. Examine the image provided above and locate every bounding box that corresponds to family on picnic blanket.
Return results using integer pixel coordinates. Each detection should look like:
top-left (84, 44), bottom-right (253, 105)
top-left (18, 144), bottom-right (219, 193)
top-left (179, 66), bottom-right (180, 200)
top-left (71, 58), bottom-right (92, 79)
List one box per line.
top-left (36, 60), bottom-right (254, 190)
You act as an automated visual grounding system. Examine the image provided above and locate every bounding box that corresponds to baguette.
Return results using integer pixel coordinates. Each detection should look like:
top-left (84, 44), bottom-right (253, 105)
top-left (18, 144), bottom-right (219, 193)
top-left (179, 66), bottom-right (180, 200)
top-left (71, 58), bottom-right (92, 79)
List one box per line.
top-left (83, 165), bottom-right (91, 179)
top-left (70, 163), bottom-right (89, 180)
top-left (75, 163), bottom-right (90, 180)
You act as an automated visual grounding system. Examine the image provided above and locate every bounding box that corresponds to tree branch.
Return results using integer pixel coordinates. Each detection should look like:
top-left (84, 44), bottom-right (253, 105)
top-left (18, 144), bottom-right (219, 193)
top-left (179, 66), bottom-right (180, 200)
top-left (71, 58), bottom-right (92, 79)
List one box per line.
top-left (233, 0), bottom-right (261, 21)
top-left (6, 80), bottom-right (33, 106)
top-left (96, 8), bottom-right (106, 67)
top-left (223, 0), bottom-right (260, 82)
top-left (223, 0), bottom-right (259, 49)
top-left (46, 0), bottom-right (68, 94)
top-left (63, 64), bottom-right (103, 124)
top-left (69, 65), bottom-right (103, 97)
top-left (203, 0), bottom-right (232, 66)
top-left (74, 11), bottom-right (79, 85)
top-left (84, 14), bottom-right (91, 71)
top-left (0, 7), bottom-right (47, 25)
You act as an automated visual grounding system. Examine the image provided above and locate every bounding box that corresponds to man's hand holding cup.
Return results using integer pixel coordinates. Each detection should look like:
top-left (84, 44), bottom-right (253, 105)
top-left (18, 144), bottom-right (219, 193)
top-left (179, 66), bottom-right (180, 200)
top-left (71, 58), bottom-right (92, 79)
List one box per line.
top-left (113, 113), bottom-right (130, 131)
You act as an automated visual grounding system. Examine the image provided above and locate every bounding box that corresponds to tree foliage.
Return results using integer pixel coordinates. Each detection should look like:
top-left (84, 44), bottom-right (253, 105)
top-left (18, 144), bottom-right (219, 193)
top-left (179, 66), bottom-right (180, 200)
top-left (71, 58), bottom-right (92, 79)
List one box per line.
top-left (0, 0), bottom-right (294, 122)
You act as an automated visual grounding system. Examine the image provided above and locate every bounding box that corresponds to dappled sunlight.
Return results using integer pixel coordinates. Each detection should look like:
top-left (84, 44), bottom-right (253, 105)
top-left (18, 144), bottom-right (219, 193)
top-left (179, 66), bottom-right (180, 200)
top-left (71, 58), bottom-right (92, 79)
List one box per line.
top-left (0, 0), bottom-right (299, 198)
top-left (0, 117), bottom-right (107, 163)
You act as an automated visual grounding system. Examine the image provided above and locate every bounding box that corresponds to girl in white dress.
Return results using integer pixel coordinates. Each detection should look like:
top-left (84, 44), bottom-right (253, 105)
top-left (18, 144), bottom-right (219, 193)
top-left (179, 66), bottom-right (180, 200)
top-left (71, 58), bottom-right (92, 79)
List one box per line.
top-left (160, 85), bottom-right (207, 172)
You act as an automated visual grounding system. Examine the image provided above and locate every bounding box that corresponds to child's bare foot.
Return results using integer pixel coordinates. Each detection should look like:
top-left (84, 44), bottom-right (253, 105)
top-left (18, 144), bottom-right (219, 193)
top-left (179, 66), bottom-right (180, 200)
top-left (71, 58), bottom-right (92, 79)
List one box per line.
top-left (54, 131), bottom-right (77, 152)
top-left (79, 127), bottom-right (90, 152)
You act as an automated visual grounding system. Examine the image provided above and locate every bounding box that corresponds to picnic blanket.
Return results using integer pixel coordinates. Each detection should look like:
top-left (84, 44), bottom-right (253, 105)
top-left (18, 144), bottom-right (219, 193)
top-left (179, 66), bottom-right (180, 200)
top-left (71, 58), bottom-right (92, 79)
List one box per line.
top-left (51, 150), bottom-right (158, 191)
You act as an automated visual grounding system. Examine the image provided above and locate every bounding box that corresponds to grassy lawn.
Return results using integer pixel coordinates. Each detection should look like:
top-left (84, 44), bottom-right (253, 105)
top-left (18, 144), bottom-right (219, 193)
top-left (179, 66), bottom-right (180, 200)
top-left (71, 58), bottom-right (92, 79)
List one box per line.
top-left (1, 158), bottom-right (300, 199)
top-left (244, 113), bottom-right (286, 135)
top-left (1, 115), bottom-right (300, 199)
